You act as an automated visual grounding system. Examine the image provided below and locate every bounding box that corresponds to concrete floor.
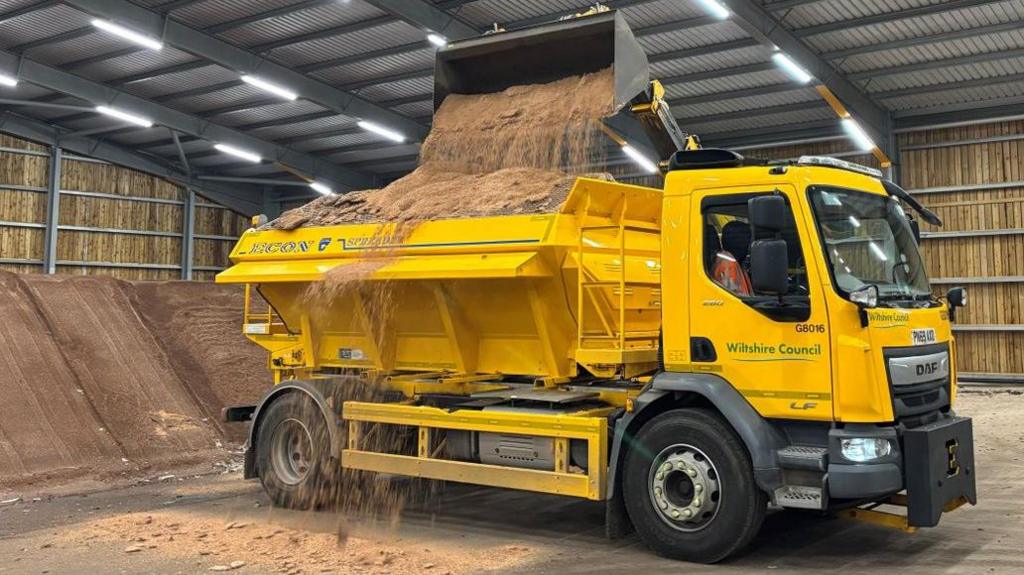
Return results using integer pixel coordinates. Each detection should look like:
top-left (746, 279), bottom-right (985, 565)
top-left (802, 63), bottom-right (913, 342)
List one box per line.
top-left (1, 390), bottom-right (1021, 574)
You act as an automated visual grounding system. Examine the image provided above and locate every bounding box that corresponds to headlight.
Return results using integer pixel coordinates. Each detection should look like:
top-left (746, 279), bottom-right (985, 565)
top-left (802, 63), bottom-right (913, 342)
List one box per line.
top-left (841, 438), bottom-right (892, 462)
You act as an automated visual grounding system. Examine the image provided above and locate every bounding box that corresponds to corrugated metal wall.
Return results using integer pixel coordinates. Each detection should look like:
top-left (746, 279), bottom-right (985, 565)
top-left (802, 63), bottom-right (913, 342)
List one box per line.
top-left (0, 133), bottom-right (248, 281)
top-left (743, 120), bottom-right (1023, 381)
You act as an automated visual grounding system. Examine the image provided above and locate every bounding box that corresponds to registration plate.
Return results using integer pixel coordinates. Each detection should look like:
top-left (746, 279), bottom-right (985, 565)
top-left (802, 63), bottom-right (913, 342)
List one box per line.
top-left (912, 328), bottom-right (937, 345)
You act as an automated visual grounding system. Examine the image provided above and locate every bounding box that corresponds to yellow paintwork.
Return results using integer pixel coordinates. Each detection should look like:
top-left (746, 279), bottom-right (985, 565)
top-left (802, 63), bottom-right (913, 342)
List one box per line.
top-left (342, 400), bottom-right (608, 500)
top-left (219, 177), bottom-right (663, 380)
top-left (660, 165), bottom-right (953, 423)
top-left (219, 161), bottom-right (955, 501)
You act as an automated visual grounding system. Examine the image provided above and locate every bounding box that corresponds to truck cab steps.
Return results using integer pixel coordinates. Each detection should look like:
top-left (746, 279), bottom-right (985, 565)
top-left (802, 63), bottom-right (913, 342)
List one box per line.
top-left (777, 445), bottom-right (828, 471)
top-left (775, 446), bottom-right (828, 510)
top-left (774, 485), bottom-right (825, 510)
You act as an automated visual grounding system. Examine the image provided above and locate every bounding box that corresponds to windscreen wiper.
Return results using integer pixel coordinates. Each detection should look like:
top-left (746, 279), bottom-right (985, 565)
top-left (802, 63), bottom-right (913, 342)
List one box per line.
top-left (882, 180), bottom-right (942, 226)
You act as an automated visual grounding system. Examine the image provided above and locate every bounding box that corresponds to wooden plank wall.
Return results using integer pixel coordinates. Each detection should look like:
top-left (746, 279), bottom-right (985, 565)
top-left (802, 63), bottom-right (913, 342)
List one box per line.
top-left (0, 133), bottom-right (248, 281)
top-left (742, 120), bottom-right (1023, 379)
top-left (902, 120), bottom-right (1023, 379)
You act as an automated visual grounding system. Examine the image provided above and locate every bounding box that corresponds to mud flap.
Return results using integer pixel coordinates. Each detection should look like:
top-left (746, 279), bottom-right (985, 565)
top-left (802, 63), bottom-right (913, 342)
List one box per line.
top-left (904, 415), bottom-right (977, 527)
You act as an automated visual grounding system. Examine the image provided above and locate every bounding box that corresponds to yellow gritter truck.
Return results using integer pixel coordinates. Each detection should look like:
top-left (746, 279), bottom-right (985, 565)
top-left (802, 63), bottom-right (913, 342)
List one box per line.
top-left (217, 12), bottom-right (976, 563)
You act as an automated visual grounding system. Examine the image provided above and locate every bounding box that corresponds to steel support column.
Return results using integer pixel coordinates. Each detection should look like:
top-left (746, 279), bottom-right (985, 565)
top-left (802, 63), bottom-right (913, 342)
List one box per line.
top-left (43, 146), bottom-right (61, 274)
top-left (181, 189), bottom-right (195, 280)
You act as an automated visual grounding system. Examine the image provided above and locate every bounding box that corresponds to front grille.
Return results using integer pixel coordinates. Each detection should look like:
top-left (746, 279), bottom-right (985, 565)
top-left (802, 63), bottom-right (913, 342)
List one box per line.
top-left (884, 343), bottom-right (951, 428)
top-left (892, 377), bottom-right (949, 426)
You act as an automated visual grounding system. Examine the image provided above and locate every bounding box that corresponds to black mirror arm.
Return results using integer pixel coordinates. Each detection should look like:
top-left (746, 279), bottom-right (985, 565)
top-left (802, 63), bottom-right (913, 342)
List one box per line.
top-left (882, 180), bottom-right (942, 227)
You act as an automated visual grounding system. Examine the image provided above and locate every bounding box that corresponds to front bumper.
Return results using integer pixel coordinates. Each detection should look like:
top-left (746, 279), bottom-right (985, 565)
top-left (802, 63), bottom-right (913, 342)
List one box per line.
top-left (827, 415), bottom-right (976, 527)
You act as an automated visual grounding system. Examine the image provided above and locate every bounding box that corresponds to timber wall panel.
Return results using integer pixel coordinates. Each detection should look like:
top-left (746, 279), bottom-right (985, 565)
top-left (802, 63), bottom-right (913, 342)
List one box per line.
top-left (61, 159), bottom-right (182, 200)
top-left (194, 238), bottom-right (235, 269)
top-left (955, 332), bottom-right (1024, 377)
top-left (0, 132), bottom-right (249, 279)
top-left (195, 205), bottom-right (247, 237)
top-left (0, 187), bottom-right (46, 223)
top-left (902, 121), bottom-right (1024, 378)
top-left (58, 195), bottom-right (184, 233)
top-left (921, 236), bottom-right (1023, 279)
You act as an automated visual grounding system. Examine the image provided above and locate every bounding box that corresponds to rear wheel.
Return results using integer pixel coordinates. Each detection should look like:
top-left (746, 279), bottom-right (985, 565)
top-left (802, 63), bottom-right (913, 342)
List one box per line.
top-left (255, 393), bottom-right (337, 509)
top-left (622, 408), bottom-right (766, 563)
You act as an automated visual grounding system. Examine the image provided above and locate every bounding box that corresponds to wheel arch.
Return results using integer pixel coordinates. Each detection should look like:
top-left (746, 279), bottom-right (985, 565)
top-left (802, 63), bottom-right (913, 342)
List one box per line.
top-left (243, 380), bottom-right (342, 479)
top-left (608, 372), bottom-right (786, 499)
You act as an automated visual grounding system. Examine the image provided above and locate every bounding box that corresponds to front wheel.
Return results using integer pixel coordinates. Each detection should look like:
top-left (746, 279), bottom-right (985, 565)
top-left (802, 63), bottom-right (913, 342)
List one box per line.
top-left (622, 408), bottom-right (766, 563)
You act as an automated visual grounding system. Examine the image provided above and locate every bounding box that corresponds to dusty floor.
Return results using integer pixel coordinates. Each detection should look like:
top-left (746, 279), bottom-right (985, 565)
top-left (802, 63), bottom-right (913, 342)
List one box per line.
top-left (0, 388), bottom-right (1021, 574)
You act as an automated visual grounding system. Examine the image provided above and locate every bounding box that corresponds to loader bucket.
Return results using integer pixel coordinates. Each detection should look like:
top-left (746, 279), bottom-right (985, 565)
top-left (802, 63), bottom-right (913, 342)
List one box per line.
top-left (433, 11), bottom-right (650, 115)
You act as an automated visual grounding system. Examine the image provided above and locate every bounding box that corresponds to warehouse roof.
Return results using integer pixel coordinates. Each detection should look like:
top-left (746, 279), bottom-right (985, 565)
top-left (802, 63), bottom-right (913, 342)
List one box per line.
top-left (0, 0), bottom-right (1022, 207)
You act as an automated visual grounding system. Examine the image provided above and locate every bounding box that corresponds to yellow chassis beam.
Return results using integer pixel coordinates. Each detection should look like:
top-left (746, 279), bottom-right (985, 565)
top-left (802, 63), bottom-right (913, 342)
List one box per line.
top-left (841, 494), bottom-right (971, 533)
top-left (341, 401), bottom-right (608, 500)
top-left (342, 451), bottom-right (595, 498)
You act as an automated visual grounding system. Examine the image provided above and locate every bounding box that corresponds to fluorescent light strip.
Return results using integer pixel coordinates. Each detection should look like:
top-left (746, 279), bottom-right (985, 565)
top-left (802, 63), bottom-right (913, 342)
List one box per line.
top-left (426, 33), bottom-right (448, 48)
top-left (358, 120), bottom-right (405, 143)
top-left (240, 75), bottom-right (298, 101)
top-left (771, 53), bottom-right (812, 84)
top-left (0, 73), bottom-right (17, 87)
top-left (694, 0), bottom-right (730, 19)
top-left (622, 144), bottom-right (659, 174)
top-left (91, 19), bottom-right (163, 51)
top-left (214, 143), bottom-right (262, 163)
top-left (310, 181), bottom-right (333, 196)
top-left (841, 118), bottom-right (876, 152)
top-left (96, 105), bottom-right (153, 128)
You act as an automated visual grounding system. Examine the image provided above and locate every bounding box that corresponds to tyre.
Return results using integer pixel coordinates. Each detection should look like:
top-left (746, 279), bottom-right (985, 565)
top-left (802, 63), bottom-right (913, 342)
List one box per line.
top-left (255, 392), bottom-right (338, 509)
top-left (622, 408), bottom-right (766, 563)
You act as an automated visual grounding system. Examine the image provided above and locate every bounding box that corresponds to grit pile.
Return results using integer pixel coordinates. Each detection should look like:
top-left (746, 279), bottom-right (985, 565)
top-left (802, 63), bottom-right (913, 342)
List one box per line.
top-left (0, 272), bottom-right (269, 489)
top-left (59, 508), bottom-right (539, 574)
top-left (270, 68), bottom-right (616, 230)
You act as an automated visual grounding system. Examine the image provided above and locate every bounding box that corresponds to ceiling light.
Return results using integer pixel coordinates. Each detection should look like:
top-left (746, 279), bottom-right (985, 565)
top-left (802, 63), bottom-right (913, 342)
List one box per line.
top-left (841, 118), bottom-right (876, 152)
top-left (426, 33), bottom-right (448, 48)
top-left (96, 105), bottom-right (153, 128)
top-left (771, 53), bottom-right (812, 84)
top-left (0, 72), bottom-right (17, 88)
top-left (694, 0), bottom-right (730, 20)
top-left (91, 19), bottom-right (163, 51)
top-left (358, 120), bottom-right (405, 143)
top-left (310, 181), bottom-right (333, 195)
top-left (240, 75), bottom-right (298, 101)
top-left (622, 144), bottom-right (659, 174)
top-left (214, 143), bottom-right (262, 163)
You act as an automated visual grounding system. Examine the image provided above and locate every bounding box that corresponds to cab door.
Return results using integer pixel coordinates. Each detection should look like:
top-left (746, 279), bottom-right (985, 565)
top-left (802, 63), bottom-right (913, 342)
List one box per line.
top-left (688, 185), bottom-right (833, 421)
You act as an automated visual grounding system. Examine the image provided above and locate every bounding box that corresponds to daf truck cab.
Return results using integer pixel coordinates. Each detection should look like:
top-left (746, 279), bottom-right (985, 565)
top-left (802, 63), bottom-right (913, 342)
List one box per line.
top-left (630, 151), bottom-right (977, 559)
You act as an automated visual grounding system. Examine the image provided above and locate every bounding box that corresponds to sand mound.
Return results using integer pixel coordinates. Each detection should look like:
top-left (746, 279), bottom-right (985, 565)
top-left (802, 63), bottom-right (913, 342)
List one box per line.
top-left (0, 273), bottom-right (122, 485)
top-left (132, 281), bottom-right (270, 441)
top-left (0, 272), bottom-right (268, 488)
top-left (270, 68), bottom-right (616, 230)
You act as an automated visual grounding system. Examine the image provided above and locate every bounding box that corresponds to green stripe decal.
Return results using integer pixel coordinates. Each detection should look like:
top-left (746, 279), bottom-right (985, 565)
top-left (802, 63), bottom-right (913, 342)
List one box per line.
top-left (734, 357), bottom-right (816, 362)
top-left (739, 389), bottom-right (832, 400)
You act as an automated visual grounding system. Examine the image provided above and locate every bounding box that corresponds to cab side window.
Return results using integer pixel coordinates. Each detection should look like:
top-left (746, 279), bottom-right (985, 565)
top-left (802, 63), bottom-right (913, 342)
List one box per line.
top-left (702, 195), bottom-right (809, 301)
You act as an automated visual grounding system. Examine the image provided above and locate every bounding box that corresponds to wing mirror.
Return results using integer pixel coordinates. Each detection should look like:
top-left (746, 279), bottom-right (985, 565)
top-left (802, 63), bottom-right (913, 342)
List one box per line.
top-left (748, 195), bottom-right (790, 298)
top-left (750, 239), bottom-right (788, 296)
top-left (947, 287), bottom-right (967, 322)
top-left (749, 195), bottom-right (787, 232)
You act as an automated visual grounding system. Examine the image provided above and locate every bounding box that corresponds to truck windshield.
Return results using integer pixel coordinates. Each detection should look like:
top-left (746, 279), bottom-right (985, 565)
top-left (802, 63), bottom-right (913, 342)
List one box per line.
top-left (809, 186), bottom-right (932, 304)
